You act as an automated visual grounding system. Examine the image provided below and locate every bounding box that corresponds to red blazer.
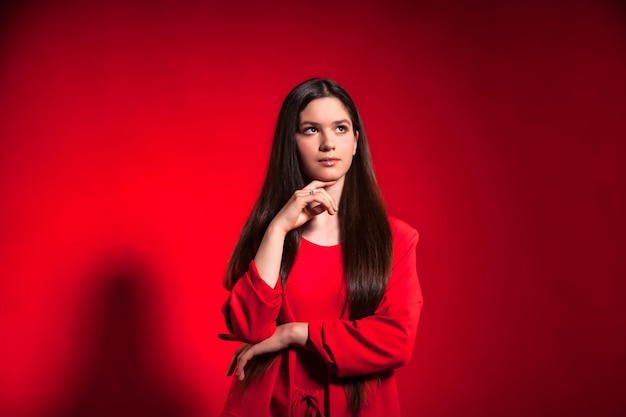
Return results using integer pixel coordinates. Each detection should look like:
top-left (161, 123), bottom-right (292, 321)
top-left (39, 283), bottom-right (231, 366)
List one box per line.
top-left (221, 217), bottom-right (423, 416)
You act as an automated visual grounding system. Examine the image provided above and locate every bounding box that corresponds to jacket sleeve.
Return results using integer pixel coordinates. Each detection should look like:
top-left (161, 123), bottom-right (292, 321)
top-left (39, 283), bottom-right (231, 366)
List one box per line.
top-left (222, 260), bottom-right (283, 344)
top-left (307, 223), bottom-right (422, 378)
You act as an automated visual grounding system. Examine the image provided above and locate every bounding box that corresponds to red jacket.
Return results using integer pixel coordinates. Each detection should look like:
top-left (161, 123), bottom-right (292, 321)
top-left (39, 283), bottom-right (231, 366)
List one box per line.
top-left (221, 217), bottom-right (422, 416)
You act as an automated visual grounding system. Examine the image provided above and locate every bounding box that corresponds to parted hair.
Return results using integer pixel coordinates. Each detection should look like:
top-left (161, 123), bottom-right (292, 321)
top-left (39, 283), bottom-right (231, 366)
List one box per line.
top-left (224, 78), bottom-right (393, 412)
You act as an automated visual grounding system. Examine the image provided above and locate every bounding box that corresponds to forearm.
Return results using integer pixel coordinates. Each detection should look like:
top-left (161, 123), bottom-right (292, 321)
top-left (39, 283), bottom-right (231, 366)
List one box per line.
top-left (231, 322), bottom-right (309, 381)
top-left (253, 222), bottom-right (287, 289)
top-left (307, 306), bottom-right (421, 377)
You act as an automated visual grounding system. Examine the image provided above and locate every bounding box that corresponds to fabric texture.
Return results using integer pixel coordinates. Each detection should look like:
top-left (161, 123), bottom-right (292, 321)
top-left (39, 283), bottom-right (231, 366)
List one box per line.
top-left (220, 217), bottom-right (422, 417)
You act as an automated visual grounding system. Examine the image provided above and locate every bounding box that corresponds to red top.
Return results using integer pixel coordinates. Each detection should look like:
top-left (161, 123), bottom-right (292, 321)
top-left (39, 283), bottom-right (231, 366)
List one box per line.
top-left (221, 217), bottom-right (422, 417)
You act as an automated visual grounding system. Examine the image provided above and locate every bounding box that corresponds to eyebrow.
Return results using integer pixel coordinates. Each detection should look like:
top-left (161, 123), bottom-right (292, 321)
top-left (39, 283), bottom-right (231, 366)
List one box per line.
top-left (299, 119), bottom-right (352, 127)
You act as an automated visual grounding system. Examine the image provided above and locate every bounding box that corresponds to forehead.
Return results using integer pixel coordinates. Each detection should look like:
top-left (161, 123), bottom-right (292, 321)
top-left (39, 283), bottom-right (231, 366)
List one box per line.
top-left (299, 97), bottom-right (351, 123)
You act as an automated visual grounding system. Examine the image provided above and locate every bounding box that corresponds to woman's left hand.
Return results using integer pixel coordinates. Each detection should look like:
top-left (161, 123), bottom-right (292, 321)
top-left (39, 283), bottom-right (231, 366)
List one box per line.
top-left (226, 322), bottom-right (308, 380)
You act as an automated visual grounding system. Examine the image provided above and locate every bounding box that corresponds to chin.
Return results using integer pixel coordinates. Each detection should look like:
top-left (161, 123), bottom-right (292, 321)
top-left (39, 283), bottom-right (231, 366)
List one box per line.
top-left (318, 175), bottom-right (344, 183)
top-left (303, 168), bottom-right (347, 184)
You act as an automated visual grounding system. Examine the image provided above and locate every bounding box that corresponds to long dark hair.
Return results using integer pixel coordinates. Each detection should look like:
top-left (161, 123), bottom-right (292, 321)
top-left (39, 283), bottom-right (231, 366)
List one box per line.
top-left (224, 78), bottom-right (393, 412)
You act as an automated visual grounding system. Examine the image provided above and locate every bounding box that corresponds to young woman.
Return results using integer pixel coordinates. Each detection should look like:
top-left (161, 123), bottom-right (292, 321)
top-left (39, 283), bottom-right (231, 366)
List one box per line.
top-left (220, 78), bottom-right (422, 417)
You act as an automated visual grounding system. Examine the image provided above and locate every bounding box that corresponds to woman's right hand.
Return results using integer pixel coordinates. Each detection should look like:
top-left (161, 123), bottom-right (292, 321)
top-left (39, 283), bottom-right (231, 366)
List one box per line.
top-left (269, 180), bottom-right (338, 235)
top-left (253, 180), bottom-right (338, 288)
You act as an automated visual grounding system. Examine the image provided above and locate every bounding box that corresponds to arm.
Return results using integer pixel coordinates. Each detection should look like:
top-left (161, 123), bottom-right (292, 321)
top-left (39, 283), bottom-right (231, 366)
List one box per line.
top-left (223, 180), bottom-right (338, 344)
top-left (307, 224), bottom-right (422, 378)
top-left (227, 321), bottom-right (309, 380)
top-left (223, 259), bottom-right (284, 344)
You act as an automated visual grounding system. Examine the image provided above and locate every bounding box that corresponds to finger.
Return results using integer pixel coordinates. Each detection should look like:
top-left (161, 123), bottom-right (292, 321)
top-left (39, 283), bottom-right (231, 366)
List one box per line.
top-left (300, 187), bottom-right (335, 207)
top-left (302, 180), bottom-right (337, 204)
top-left (297, 182), bottom-right (339, 212)
top-left (236, 339), bottom-right (273, 381)
top-left (307, 190), bottom-right (338, 215)
top-left (236, 346), bottom-right (256, 381)
top-left (303, 196), bottom-right (334, 216)
top-left (294, 190), bottom-right (335, 215)
top-left (226, 344), bottom-right (251, 376)
top-left (294, 189), bottom-right (331, 206)
top-left (306, 203), bottom-right (328, 217)
top-left (311, 187), bottom-right (338, 212)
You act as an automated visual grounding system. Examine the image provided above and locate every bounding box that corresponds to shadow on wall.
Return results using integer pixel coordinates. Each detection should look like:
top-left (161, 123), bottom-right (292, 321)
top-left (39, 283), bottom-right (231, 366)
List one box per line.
top-left (49, 254), bottom-right (197, 417)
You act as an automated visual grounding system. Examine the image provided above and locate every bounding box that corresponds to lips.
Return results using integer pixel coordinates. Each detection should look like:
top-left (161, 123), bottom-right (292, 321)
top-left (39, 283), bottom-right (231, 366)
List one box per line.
top-left (319, 157), bottom-right (339, 167)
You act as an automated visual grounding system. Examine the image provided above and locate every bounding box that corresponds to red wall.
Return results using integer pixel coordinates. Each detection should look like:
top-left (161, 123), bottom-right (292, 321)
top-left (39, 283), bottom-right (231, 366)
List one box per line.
top-left (1, 1), bottom-right (624, 416)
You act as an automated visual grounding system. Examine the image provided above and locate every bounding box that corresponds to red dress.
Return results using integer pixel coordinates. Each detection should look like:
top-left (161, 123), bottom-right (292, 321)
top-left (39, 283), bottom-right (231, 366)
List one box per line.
top-left (220, 217), bottom-right (422, 417)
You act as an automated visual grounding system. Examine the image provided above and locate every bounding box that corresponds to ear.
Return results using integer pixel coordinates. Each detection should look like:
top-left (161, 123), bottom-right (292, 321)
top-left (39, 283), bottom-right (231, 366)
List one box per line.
top-left (353, 130), bottom-right (359, 155)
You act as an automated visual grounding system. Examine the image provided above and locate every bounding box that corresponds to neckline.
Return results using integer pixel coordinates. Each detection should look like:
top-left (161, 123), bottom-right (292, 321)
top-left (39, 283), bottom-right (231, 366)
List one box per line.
top-left (301, 236), bottom-right (341, 248)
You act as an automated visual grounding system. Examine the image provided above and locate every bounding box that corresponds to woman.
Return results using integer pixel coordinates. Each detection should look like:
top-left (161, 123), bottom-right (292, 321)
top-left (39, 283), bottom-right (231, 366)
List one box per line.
top-left (220, 78), bottom-right (422, 417)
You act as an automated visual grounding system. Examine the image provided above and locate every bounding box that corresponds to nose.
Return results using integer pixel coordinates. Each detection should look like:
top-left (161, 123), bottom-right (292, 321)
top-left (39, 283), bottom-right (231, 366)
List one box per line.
top-left (319, 130), bottom-right (335, 152)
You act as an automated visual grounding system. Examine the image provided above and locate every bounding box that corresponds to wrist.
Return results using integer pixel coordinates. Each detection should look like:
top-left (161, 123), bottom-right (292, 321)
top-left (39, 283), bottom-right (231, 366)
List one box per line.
top-left (266, 221), bottom-right (288, 240)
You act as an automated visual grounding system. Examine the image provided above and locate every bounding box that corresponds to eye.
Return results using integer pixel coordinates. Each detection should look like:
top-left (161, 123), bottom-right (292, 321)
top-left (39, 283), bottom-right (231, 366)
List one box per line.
top-left (336, 125), bottom-right (348, 133)
top-left (303, 126), bottom-right (317, 134)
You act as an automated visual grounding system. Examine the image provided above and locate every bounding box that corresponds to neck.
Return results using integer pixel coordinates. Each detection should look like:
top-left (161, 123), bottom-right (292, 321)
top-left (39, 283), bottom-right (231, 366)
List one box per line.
top-left (324, 176), bottom-right (344, 204)
top-left (301, 176), bottom-right (344, 246)
top-left (302, 211), bottom-right (340, 246)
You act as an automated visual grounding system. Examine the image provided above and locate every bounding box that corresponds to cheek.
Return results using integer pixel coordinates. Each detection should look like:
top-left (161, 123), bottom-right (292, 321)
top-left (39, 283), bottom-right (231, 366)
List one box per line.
top-left (295, 141), bottom-right (305, 159)
top-left (343, 137), bottom-right (357, 156)
top-left (295, 143), bottom-right (314, 174)
top-left (296, 141), bottom-right (316, 160)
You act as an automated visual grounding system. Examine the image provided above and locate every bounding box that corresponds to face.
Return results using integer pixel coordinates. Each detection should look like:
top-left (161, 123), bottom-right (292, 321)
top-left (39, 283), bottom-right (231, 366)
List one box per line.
top-left (295, 97), bottom-right (358, 184)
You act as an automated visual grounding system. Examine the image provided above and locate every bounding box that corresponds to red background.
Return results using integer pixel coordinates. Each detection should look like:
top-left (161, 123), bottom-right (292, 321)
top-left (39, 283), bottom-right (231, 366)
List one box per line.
top-left (1, 1), bottom-right (625, 416)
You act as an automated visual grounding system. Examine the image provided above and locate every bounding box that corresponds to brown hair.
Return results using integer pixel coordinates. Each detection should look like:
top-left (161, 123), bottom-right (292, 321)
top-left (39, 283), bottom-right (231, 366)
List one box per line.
top-left (224, 78), bottom-right (393, 412)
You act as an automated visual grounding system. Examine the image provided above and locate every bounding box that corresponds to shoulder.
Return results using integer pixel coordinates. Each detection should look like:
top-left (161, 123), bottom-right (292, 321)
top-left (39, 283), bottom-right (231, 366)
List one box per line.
top-left (388, 216), bottom-right (419, 252)
top-left (388, 216), bottom-right (420, 274)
